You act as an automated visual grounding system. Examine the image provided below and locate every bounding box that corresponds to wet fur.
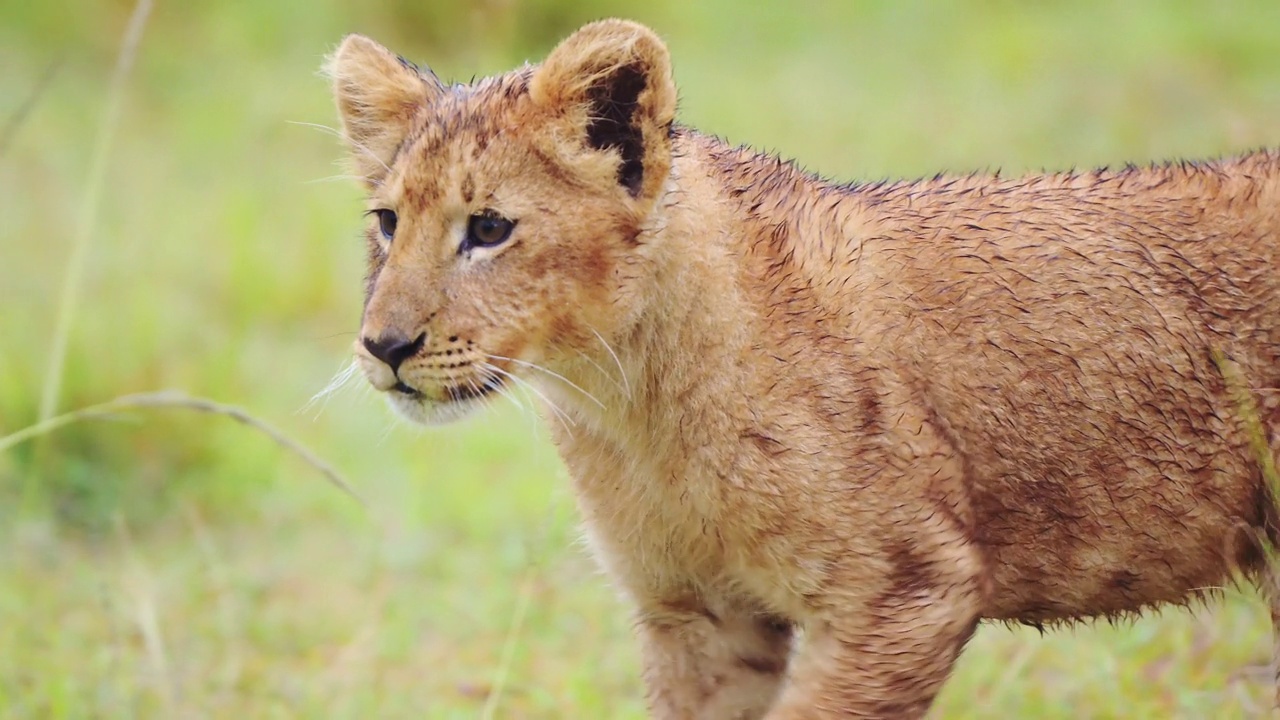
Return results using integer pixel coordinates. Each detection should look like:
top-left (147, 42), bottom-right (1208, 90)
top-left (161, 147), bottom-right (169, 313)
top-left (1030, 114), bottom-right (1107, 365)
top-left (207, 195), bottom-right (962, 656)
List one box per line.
top-left (327, 20), bottom-right (1280, 718)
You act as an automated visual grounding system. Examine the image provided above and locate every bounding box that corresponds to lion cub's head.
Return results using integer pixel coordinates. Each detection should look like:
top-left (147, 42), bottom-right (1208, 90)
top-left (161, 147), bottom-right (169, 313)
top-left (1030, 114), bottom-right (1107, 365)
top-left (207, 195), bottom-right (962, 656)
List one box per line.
top-left (326, 20), bottom-right (676, 424)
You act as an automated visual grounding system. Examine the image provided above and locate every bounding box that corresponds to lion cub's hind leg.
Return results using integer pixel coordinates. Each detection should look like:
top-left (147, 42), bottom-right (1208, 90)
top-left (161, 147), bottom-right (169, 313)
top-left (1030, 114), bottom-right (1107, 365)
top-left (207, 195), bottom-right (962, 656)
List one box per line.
top-left (637, 598), bottom-right (794, 720)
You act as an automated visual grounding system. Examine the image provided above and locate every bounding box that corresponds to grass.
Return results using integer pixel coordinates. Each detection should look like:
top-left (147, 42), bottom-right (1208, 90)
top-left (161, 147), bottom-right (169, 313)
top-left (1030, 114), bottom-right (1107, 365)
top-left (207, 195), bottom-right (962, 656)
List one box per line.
top-left (36, 0), bottom-right (153, 426)
top-left (2, 0), bottom-right (1279, 717)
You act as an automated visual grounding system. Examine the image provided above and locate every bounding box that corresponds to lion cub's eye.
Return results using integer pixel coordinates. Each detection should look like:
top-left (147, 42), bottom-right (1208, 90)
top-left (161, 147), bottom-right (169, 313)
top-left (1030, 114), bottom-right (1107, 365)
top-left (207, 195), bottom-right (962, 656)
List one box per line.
top-left (464, 213), bottom-right (516, 251)
top-left (370, 209), bottom-right (397, 241)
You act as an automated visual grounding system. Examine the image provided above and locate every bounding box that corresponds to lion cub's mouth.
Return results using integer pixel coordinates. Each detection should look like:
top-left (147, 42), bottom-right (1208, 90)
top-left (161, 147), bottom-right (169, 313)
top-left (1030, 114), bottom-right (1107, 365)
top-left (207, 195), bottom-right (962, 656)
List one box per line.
top-left (392, 380), bottom-right (419, 396)
top-left (444, 376), bottom-right (505, 403)
top-left (393, 376), bottom-right (505, 404)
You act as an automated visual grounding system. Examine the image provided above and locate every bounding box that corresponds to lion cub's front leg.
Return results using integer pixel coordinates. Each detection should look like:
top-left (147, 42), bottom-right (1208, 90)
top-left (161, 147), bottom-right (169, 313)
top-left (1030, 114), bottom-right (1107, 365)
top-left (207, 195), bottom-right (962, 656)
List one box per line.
top-left (767, 535), bottom-right (986, 719)
top-left (638, 599), bottom-right (794, 719)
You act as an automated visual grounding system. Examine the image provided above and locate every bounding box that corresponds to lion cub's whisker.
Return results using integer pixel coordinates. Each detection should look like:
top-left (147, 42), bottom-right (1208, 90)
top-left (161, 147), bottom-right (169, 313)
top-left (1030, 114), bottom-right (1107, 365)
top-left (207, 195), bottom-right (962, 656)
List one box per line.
top-left (573, 349), bottom-right (629, 397)
top-left (302, 174), bottom-right (371, 185)
top-left (480, 362), bottom-right (576, 434)
top-left (287, 120), bottom-right (392, 177)
top-left (485, 353), bottom-right (605, 410)
top-left (302, 359), bottom-right (361, 416)
top-left (588, 326), bottom-right (631, 399)
top-left (479, 363), bottom-right (539, 431)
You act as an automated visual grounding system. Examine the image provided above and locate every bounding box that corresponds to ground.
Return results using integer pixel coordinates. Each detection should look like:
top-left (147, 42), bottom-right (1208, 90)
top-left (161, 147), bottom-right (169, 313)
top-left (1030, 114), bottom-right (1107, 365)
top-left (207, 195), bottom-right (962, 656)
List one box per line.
top-left (1, 1), bottom-right (1278, 717)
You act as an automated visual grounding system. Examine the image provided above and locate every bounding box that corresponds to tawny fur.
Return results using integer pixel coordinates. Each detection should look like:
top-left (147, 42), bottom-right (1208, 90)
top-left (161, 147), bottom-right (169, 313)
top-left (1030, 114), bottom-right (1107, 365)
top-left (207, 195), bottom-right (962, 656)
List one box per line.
top-left (326, 20), bottom-right (1280, 718)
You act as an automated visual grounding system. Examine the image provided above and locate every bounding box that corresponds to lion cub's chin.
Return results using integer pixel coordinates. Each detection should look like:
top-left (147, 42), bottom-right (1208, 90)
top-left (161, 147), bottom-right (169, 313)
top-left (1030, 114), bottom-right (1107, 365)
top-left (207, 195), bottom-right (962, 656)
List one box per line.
top-left (385, 392), bottom-right (484, 426)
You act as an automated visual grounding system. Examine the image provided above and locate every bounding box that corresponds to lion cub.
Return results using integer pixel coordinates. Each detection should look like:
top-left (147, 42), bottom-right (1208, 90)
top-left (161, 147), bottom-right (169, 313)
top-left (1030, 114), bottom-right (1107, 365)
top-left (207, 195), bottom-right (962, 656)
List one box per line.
top-left (327, 19), bottom-right (1280, 718)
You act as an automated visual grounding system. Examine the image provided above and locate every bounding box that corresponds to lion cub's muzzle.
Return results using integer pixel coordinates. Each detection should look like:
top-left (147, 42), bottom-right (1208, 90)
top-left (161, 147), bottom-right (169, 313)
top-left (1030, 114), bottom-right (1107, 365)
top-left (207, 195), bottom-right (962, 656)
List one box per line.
top-left (354, 330), bottom-right (507, 424)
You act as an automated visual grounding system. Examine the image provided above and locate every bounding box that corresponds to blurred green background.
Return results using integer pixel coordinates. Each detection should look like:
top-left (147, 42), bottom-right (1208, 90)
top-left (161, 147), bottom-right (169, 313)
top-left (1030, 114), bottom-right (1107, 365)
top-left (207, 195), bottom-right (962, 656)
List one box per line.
top-left (2, 0), bottom-right (1278, 717)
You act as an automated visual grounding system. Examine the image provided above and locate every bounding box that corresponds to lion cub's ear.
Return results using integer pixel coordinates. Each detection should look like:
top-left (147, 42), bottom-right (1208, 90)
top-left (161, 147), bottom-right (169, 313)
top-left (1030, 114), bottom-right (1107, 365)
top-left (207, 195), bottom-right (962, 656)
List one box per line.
top-left (325, 34), bottom-right (444, 187)
top-left (530, 20), bottom-right (677, 204)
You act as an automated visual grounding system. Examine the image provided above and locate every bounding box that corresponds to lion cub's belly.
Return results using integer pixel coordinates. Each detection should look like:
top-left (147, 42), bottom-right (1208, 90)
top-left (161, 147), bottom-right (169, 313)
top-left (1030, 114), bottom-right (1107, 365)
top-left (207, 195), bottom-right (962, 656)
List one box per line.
top-left (969, 447), bottom-right (1265, 623)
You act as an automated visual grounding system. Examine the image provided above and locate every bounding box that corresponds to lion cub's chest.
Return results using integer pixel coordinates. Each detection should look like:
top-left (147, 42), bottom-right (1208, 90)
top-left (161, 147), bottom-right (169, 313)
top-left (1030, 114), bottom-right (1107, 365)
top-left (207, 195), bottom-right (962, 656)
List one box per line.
top-left (554, 421), bottom-right (821, 611)
top-left (555, 426), bottom-right (739, 592)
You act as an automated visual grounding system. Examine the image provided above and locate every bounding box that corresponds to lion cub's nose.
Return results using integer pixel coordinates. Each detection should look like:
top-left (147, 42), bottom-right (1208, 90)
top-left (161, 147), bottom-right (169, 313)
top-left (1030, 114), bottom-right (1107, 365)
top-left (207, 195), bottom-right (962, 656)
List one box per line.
top-left (362, 331), bottom-right (425, 372)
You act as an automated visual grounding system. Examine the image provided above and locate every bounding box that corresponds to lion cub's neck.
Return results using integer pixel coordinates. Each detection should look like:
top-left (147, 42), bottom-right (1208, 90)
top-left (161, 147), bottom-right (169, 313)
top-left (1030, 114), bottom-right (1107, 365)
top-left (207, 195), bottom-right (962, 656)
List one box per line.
top-left (550, 130), bottom-right (854, 469)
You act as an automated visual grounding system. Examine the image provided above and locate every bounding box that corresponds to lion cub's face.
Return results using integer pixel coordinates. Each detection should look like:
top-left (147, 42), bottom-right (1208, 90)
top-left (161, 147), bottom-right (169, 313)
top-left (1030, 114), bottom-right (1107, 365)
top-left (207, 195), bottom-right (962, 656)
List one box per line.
top-left (327, 22), bottom-right (675, 424)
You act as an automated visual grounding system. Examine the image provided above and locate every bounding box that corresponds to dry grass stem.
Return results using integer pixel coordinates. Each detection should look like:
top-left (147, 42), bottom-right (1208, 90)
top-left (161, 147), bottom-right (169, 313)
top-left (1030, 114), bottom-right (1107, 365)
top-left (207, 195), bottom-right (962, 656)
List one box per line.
top-left (1211, 347), bottom-right (1280, 560)
top-left (2, 390), bottom-right (365, 507)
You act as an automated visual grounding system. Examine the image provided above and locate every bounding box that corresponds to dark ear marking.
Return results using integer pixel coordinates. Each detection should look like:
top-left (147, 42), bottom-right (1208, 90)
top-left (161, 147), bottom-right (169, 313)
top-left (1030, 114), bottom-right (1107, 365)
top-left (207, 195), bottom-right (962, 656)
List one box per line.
top-left (584, 64), bottom-right (647, 197)
top-left (529, 20), bottom-right (676, 202)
